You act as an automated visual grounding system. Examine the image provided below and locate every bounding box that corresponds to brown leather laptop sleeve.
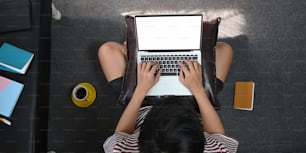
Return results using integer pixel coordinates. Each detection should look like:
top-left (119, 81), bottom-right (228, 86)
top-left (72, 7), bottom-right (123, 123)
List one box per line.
top-left (118, 15), bottom-right (221, 109)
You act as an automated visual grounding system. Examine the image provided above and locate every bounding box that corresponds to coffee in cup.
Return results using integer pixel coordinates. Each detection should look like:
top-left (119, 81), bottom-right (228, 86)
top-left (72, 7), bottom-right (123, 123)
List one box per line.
top-left (72, 85), bottom-right (88, 101)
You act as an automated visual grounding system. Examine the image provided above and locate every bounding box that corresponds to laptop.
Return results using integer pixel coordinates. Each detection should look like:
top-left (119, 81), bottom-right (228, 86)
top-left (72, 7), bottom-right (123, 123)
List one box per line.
top-left (135, 14), bottom-right (203, 96)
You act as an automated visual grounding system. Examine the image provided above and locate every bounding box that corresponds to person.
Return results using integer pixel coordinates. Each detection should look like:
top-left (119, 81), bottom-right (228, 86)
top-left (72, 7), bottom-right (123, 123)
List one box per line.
top-left (98, 41), bottom-right (238, 153)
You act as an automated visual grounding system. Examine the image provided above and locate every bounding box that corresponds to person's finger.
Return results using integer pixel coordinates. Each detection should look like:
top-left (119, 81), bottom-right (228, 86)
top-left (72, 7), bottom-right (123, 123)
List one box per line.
top-left (178, 61), bottom-right (189, 74)
top-left (179, 67), bottom-right (185, 82)
top-left (139, 62), bottom-right (144, 72)
top-left (155, 68), bottom-right (162, 82)
top-left (192, 61), bottom-right (197, 69)
top-left (184, 60), bottom-right (195, 72)
top-left (193, 61), bottom-right (201, 72)
top-left (145, 62), bottom-right (156, 72)
top-left (150, 63), bottom-right (159, 73)
top-left (198, 62), bottom-right (202, 73)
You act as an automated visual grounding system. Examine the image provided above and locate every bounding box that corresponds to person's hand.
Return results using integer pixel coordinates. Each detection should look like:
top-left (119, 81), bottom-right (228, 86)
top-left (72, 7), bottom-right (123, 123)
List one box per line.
top-left (136, 62), bottom-right (162, 94)
top-left (179, 60), bottom-right (204, 94)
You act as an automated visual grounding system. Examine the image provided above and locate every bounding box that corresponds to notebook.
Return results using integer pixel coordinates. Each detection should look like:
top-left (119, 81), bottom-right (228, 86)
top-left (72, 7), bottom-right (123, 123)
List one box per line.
top-left (234, 81), bottom-right (255, 111)
top-left (0, 42), bottom-right (34, 74)
top-left (135, 15), bottom-right (203, 96)
top-left (0, 76), bottom-right (24, 118)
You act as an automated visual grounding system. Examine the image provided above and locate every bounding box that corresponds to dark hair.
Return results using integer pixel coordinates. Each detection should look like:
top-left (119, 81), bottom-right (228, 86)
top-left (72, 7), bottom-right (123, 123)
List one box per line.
top-left (139, 97), bottom-right (205, 153)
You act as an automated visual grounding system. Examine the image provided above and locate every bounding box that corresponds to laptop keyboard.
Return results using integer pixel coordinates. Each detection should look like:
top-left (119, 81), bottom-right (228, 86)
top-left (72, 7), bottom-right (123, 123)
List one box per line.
top-left (140, 54), bottom-right (199, 75)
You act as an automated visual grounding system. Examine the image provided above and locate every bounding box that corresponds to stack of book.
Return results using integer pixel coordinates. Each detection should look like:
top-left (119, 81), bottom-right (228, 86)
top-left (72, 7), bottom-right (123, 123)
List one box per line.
top-left (0, 42), bottom-right (34, 126)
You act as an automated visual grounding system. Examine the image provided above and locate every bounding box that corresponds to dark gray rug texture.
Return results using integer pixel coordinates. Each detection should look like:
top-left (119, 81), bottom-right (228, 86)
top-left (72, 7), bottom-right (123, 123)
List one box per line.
top-left (48, 0), bottom-right (306, 153)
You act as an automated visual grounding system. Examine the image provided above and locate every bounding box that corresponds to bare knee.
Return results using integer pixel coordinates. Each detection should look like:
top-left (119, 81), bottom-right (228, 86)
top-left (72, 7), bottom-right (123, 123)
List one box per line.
top-left (98, 41), bottom-right (127, 60)
top-left (216, 42), bottom-right (233, 59)
top-left (98, 41), bottom-right (127, 81)
top-left (98, 42), bottom-right (118, 58)
top-left (216, 42), bottom-right (234, 57)
top-left (215, 42), bottom-right (233, 82)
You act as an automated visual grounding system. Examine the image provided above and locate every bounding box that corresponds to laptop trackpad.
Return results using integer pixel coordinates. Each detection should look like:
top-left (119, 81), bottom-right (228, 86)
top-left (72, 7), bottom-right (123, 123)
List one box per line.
top-left (146, 76), bottom-right (192, 96)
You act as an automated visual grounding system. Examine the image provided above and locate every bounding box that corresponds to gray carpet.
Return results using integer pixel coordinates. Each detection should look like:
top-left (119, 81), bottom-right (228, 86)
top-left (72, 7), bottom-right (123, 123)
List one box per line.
top-left (48, 0), bottom-right (306, 152)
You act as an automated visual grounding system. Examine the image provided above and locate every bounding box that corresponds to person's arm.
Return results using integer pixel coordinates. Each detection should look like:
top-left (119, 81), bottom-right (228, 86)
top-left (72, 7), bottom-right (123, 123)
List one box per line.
top-left (115, 62), bottom-right (161, 134)
top-left (179, 60), bottom-right (225, 134)
top-left (193, 87), bottom-right (225, 134)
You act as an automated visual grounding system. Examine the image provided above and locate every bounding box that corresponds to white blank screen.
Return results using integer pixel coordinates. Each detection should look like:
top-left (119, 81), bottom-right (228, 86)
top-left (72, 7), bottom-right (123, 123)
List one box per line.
top-left (136, 15), bottom-right (202, 50)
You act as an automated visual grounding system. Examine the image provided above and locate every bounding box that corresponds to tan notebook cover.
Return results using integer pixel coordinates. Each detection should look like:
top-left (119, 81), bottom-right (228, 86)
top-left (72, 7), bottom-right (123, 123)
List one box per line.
top-left (234, 81), bottom-right (255, 110)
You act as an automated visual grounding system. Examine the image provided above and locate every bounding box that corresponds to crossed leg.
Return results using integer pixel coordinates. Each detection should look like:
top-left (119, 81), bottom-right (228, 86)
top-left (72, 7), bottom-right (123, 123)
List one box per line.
top-left (98, 41), bottom-right (127, 82)
top-left (98, 41), bottom-right (233, 84)
top-left (215, 42), bottom-right (233, 83)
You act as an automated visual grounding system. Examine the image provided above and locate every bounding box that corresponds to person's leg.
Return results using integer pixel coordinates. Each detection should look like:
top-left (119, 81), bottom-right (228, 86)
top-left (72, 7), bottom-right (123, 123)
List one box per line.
top-left (215, 42), bottom-right (233, 83)
top-left (98, 41), bottom-right (127, 82)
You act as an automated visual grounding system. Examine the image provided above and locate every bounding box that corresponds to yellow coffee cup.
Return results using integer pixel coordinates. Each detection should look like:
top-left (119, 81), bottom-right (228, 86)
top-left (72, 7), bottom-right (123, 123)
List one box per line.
top-left (71, 82), bottom-right (96, 108)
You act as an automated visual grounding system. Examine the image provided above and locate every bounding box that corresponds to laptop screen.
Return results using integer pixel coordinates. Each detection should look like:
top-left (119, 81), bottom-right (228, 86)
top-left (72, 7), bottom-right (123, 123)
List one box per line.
top-left (135, 15), bottom-right (202, 51)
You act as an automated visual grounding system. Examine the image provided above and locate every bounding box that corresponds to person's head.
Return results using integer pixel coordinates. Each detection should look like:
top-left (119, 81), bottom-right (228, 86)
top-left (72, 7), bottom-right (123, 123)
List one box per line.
top-left (139, 97), bottom-right (204, 153)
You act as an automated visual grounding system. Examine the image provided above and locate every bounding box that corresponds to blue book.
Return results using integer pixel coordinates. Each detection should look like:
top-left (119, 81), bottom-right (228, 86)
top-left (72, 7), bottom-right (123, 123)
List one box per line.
top-left (0, 42), bottom-right (34, 74)
top-left (0, 76), bottom-right (24, 118)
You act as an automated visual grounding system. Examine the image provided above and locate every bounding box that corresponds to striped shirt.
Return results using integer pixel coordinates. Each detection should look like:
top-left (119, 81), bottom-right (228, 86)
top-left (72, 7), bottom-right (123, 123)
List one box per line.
top-left (103, 106), bottom-right (239, 153)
